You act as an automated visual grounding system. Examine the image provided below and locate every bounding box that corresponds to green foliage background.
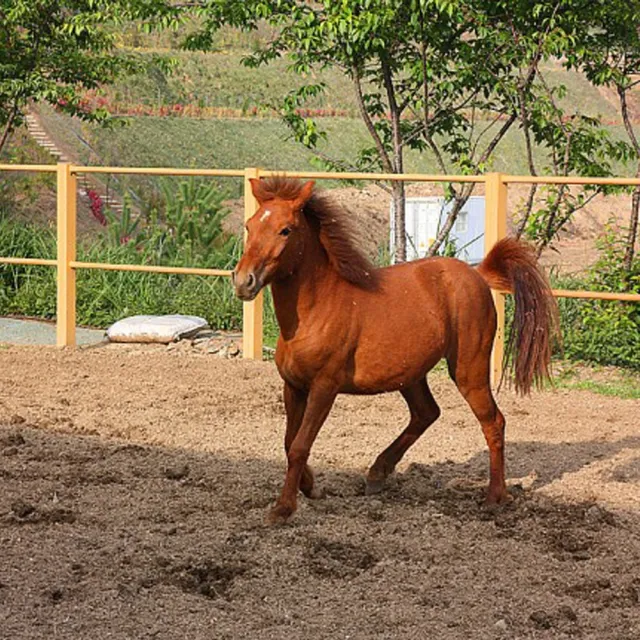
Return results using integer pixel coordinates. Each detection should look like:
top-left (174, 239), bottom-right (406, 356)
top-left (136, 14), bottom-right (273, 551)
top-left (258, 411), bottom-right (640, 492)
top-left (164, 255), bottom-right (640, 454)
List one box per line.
top-left (557, 227), bottom-right (640, 370)
top-left (0, 179), bottom-right (244, 331)
top-left (1, 3), bottom-right (639, 365)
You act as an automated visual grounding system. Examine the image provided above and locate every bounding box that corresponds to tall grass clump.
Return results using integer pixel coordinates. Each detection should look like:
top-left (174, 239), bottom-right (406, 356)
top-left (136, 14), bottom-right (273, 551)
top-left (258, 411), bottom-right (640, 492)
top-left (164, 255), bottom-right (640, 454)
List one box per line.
top-left (0, 215), bottom-right (56, 315)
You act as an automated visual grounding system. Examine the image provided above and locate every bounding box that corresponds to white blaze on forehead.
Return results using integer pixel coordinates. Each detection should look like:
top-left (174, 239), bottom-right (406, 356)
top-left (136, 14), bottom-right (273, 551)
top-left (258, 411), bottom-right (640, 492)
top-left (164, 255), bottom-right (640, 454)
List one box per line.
top-left (259, 209), bottom-right (272, 223)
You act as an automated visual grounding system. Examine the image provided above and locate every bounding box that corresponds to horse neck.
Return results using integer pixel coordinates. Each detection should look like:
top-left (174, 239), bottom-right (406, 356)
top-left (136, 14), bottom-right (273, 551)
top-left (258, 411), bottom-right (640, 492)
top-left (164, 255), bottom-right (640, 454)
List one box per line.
top-left (270, 227), bottom-right (336, 339)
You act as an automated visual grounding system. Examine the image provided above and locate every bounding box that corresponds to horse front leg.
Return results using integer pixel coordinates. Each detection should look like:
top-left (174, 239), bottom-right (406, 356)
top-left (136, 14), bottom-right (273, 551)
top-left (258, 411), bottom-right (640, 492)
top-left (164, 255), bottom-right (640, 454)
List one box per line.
top-left (283, 382), bottom-right (321, 499)
top-left (269, 382), bottom-right (338, 525)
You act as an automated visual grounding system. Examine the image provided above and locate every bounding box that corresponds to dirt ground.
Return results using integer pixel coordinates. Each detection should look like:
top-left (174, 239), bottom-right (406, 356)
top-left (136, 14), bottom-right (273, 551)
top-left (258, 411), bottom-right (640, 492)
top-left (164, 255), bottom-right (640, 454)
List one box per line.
top-left (1, 345), bottom-right (639, 640)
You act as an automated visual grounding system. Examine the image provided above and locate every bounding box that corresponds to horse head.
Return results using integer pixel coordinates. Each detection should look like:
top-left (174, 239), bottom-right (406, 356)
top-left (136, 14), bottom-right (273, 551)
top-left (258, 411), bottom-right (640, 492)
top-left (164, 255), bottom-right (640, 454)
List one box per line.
top-left (232, 178), bottom-right (315, 301)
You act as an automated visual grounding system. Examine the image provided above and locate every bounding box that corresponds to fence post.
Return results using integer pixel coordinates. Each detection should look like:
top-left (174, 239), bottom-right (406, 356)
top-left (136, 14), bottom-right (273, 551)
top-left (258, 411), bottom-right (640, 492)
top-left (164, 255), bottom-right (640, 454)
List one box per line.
top-left (484, 172), bottom-right (508, 387)
top-left (242, 167), bottom-right (264, 359)
top-left (56, 162), bottom-right (77, 347)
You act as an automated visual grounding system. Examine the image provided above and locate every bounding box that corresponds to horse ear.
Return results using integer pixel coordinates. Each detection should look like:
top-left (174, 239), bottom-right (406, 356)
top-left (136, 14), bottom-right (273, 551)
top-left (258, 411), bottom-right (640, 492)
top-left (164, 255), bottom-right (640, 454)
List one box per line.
top-left (294, 180), bottom-right (315, 208)
top-left (249, 178), bottom-right (266, 204)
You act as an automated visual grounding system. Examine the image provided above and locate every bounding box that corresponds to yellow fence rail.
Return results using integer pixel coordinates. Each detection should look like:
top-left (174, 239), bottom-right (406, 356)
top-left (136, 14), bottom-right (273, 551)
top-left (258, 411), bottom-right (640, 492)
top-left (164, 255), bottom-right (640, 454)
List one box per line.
top-left (1, 163), bottom-right (639, 386)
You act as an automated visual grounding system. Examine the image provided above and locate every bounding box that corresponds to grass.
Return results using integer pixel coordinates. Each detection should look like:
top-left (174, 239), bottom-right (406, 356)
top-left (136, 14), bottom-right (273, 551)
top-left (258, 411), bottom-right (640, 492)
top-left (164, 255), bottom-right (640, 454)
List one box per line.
top-left (551, 362), bottom-right (640, 399)
top-left (119, 21), bottom-right (279, 57)
top-left (0, 130), bottom-right (57, 220)
top-left (540, 65), bottom-right (621, 122)
top-left (36, 103), bottom-right (634, 206)
top-left (566, 380), bottom-right (640, 399)
top-left (0, 209), bottom-right (245, 331)
top-left (110, 51), bottom-right (358, 113)
top-left (112, 24), bottom-right (632, 126)
top-left (90, 48), bottom-right (623, 124)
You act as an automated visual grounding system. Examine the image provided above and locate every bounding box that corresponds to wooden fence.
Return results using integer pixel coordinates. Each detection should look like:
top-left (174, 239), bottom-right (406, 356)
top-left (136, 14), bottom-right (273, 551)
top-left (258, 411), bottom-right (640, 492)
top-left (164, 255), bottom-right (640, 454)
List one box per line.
top-left (1, 163), bottom-right (640, 385)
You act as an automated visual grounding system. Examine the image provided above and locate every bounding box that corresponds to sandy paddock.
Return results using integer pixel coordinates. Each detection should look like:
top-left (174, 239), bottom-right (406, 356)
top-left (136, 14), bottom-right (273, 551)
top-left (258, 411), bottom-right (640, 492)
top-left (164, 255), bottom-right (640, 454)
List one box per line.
top-left (0, 345), bottom-right (639, 639)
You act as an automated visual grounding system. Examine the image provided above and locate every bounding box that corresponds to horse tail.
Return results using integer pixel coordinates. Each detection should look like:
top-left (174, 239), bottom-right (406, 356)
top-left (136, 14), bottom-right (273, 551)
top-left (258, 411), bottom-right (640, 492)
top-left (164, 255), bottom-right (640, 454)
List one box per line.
top-left (476, 237), bottom-right (559, 395)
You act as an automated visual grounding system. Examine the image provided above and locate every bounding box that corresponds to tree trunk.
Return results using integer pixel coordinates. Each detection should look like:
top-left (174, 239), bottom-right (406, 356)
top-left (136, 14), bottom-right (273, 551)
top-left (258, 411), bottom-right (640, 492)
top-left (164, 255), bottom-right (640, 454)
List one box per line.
top-left (0, 105), bottom-right (18, 157)
top-left (427, 184), bottom-right (474, 257)
top-left (380, 55), bottom-right (406, 262)
top-left (515, 83), bottom-right (538, 239)
top-left (624, 181), bottom-right (640, 273)
top-left (618, 84), bottom-right (640, 277)
top-left (515, 184), bottom-right (538, 239)
top-left (392, 181), bottom-right (406, 262)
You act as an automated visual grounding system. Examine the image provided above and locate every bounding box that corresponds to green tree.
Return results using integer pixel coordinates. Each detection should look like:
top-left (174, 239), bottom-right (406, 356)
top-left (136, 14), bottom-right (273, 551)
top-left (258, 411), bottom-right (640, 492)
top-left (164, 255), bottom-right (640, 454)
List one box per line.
top-left (183, 0), bottom-right (625, 260)
top-left (0, 0), bottom-right (178, 154)
top-left (513, 78), bottom-right (631, 257)
top-left (565, 0), bottom-right (640, 277)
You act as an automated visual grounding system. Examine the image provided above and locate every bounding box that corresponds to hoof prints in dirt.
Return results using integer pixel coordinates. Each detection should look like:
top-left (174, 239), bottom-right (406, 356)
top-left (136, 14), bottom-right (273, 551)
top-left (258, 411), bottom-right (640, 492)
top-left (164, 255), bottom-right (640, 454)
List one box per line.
top-left (306, 538), bottom-right (377, 579)
top-left (161, 561), bottom-right (246, 600)
top-left (1, 428), bottom-right (27, 458)
top-left (528, 606), bottom-right (579, 632)
top-left (381, 464), bottom-right (621, 558)
top-left (564, 578), bottom-right (640, 610)
top-left (1, 428), bottom-right (26, 447)
top-left (9, 500), bottom-right (76, 525)
top-left (513, 500), bottom-right (617, 562)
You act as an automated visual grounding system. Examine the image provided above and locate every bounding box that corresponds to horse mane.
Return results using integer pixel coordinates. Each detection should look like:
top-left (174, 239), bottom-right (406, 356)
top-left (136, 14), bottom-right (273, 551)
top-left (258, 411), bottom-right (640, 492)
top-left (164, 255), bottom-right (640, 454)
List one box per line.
top-left (256, 176), bottom-right (381, 291)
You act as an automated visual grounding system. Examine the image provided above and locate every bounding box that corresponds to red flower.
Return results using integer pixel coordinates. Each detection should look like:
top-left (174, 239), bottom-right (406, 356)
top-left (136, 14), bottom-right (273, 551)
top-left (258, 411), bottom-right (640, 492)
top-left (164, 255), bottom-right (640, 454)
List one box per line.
top-left (86, 189), bottom-right (107, 226)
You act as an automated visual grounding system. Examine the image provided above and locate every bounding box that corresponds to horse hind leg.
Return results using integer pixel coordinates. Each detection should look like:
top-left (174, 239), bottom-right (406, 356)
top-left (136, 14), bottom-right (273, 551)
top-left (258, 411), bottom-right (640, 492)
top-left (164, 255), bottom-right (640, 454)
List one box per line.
top-left (366, 379), bottom-right (440, 495)
top-left (449, 354), bottom-right (509, 505)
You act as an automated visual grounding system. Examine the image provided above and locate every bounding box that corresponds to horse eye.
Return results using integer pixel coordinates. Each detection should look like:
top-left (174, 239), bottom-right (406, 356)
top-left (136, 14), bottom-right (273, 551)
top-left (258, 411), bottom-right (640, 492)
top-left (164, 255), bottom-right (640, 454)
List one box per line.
top-left (279, 227), bottom-right (292, 237)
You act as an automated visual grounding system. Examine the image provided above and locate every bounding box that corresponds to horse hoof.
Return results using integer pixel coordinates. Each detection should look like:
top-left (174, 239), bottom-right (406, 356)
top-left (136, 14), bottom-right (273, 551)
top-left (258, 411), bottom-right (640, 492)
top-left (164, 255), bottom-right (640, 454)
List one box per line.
top-left (267, 504), bottom-right (294, 526)
top-left (365, 479), bottom-right (385, 496)
top-left (484, 490), bottom-right (512, 507)
top-left (304, 486), bottom-right (325, 500)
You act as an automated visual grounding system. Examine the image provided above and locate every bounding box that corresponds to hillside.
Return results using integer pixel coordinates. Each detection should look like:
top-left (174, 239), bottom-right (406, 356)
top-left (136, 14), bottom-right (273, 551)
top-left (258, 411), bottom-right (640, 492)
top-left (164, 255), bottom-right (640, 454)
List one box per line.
top-left (76, 49), bottom-right (624, 121)
top-left (13, 35), bottom-right (640, 275)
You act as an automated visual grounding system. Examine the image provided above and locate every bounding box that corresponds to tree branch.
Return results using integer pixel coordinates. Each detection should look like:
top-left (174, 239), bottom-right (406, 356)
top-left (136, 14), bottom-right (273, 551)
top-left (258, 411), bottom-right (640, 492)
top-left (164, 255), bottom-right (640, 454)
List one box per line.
top-left (352, 65), bottom-right (393, 174)
top-left (476, 112), bottom-right (518, 167)
top-left (380, 54), bottom-right (402, 174)
top-left (618, 83), bottom-right (640, 155)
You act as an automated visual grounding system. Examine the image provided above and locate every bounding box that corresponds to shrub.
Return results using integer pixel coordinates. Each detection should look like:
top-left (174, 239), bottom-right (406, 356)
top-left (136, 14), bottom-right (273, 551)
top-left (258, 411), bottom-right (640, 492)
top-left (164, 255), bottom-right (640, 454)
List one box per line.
top-left (503, 224), bottom-right (640, 372)
top-left (495, 236), bottom-right (640, 375)
top-left (0, 178), bottom-right (248, 331)
top-left (559, 225), bottom-right (640, 370)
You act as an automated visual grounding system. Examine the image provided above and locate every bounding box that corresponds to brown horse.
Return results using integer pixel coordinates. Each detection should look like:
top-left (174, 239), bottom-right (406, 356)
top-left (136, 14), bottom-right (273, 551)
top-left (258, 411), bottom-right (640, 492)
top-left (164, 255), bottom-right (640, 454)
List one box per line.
top-left (233, 177), bottom-right (557, 525)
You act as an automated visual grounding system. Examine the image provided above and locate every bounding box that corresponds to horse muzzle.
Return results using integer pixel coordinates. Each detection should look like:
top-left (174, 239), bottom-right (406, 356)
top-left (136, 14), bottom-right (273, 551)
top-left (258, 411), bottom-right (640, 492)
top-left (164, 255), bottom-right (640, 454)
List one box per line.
top-left (232, 268), bottom-right (263, 301)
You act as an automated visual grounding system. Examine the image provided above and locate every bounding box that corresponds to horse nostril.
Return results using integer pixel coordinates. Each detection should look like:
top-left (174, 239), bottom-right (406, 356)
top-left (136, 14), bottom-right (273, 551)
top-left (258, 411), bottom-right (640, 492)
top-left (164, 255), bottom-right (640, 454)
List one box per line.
top-left (231, 270), bottom-right (236, 286)
top-left (246, 272), bottom-right (256, 289)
